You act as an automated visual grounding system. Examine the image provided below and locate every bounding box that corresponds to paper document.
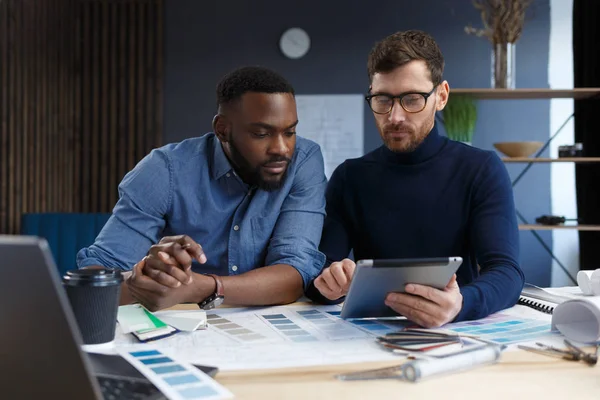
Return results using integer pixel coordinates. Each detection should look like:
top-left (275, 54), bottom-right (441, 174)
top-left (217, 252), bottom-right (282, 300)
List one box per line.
top-left (108, 305), bottom-right (410, 371)
top-left (551, 296), bottom-right (600, 343)
top-left (90, 304), bottom-right (563, 371)
top-left (521, 284), bottom-right (573, 304)
top-left (542, 286), bottom-right (586, 300)
top-left (295, 94), bottom-right (364, 179)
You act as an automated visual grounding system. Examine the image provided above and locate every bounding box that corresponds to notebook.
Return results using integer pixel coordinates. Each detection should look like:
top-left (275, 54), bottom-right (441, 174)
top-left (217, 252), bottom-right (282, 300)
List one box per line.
top-left (517, 284), bottom-right (569, 314)
top-left (517, 284), bottom-right (582, 315)
top-left (517, 296), bottom-right (556, 314)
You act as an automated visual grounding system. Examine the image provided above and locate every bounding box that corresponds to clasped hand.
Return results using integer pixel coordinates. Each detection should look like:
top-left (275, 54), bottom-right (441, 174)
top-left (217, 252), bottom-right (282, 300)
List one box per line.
top-left (126, 235), bottom-right (213, 311)
top-left (315, 259), bottom-right (463, 328)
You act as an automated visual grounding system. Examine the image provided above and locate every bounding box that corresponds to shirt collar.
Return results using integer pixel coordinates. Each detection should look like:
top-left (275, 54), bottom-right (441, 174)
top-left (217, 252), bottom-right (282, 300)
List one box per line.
top-left (210, 134), bottom-right (235, 180)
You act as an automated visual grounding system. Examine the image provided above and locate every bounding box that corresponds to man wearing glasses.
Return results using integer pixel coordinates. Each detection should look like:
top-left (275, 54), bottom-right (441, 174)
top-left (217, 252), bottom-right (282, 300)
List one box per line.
top-left (306, 30), bottom-right (524, 327)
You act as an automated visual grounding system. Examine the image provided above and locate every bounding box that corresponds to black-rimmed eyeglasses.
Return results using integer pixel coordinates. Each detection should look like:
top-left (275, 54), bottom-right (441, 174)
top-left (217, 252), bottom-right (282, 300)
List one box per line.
top-left (365, 86), bottom-right (438, 114)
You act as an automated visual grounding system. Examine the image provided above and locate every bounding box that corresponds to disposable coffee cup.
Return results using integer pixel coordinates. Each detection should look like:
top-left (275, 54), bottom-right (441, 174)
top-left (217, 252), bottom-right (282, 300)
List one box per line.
top-left (62, 268), bottom-right (123, 345)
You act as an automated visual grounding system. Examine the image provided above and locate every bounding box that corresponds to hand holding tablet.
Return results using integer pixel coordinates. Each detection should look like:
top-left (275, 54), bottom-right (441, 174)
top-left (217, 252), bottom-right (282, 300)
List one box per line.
top-left (339, 257), bottom-right (463, 321)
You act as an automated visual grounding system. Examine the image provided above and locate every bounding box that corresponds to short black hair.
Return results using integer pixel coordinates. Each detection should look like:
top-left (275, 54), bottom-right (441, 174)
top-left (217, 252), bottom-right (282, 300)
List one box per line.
top-left (216, 66), bottom-right (295, 108)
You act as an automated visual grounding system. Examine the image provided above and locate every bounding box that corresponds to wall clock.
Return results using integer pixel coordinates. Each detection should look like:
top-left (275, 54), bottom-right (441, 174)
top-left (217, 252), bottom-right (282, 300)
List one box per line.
top-left (279, 27), bottom-right (311, 59)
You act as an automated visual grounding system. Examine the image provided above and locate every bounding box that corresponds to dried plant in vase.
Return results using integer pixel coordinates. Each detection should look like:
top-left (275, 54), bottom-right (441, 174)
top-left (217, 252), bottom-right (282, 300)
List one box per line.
top-left (465, 0), bottom-right (533, 89)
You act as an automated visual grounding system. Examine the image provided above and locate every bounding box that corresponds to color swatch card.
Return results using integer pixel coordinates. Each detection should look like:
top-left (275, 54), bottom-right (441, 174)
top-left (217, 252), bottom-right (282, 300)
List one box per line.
top-left (118, 304), bottom-right (168, 333)
top-left (118, 304), bottom-right (178, 342)
top-left (207, 313), bottom-right (269, 343)
top-left (293, 309), bottom-right (370, 340)
top-left (443, 313), bottom-right (558, 344)
top-left (118, 348), bottom-right (232, 400)
top-left (325, 310), bottom-right (413, 335)
top-left (259, 312), bottom-right (321, 342)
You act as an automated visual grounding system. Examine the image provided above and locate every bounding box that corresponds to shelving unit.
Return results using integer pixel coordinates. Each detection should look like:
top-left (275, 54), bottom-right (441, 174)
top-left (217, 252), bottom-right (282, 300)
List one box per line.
top-left (453, 88), bottom-right (600, 284)
top-left (452, 88), bottom-right (600, 99)
top-left (519, 224), bottom-right (600, 231)
top-left (503, 157), bottom-right (600, 163)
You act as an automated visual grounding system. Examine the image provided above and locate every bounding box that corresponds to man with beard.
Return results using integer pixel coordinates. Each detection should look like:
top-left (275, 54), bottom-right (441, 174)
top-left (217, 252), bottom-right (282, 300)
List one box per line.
top-left (306, 30), bottom-right (524, 327)
top-left (78, 66), bottom-right (327, 311)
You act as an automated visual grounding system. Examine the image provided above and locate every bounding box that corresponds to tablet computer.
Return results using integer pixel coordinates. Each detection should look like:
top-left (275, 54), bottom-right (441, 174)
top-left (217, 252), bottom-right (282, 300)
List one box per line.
top-left (340, 257), bottom-right (463, 319)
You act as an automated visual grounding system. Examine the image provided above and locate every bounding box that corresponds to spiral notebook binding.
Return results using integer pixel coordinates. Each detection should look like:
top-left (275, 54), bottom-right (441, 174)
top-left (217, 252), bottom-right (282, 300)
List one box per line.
top-left (518, 297), bottom-right (554, 315)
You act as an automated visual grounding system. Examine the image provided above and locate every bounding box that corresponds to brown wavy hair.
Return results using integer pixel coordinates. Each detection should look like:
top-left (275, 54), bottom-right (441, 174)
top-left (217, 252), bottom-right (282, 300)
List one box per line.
top-left (367, 30), bottom-right (444, 86)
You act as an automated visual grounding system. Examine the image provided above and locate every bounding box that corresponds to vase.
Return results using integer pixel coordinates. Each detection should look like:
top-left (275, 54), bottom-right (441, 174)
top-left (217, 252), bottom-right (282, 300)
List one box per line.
top-left (491, 42), bottom-right (516, 89)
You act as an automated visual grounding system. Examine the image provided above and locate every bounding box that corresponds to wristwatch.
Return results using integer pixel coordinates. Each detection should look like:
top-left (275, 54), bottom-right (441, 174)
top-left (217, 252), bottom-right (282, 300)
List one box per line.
top-left (198, 274), bottom-right (224, 310)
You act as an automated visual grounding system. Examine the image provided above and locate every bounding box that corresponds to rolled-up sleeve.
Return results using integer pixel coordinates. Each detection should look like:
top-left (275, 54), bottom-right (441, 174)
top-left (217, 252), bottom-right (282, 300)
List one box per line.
top-left (76, 149), bottom-right (172, 270)
top-left (264, 143), bottom-right (327, 288)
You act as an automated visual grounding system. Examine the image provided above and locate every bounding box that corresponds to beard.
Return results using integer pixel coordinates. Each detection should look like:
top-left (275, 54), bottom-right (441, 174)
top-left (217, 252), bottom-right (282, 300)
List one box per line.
top-left (228, 136), bottom-right (291, 192)
top-left (380, 111), bottom-right (435, 153)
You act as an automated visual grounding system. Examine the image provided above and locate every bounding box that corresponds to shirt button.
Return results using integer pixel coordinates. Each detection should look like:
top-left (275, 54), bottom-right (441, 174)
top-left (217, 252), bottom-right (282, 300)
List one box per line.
top-left (226, 173), bottom-right (231, 178)
top-left (232, 265), bottom-right (238, 272)
top-left (233, 225), bottom-right (240, 231)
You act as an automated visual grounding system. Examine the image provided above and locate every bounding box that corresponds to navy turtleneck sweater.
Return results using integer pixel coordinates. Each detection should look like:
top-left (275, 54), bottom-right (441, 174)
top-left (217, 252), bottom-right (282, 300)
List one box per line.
top-left (306, 125), bottom-right (524, 321)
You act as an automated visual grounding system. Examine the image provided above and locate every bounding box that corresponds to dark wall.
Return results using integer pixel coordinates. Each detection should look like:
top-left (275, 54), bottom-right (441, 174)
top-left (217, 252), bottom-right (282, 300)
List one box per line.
top-left (164, 0), bottom-right (553, 285)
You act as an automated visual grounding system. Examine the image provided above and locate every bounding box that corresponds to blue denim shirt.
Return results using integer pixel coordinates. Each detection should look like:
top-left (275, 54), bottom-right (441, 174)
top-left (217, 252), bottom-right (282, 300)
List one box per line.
top-left (77, 133), bottom-right (327, 287)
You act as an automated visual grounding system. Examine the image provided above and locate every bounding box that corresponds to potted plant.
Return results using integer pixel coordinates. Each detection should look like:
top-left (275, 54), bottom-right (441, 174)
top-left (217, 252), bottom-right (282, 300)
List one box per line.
top-left (442, 95), bottom-right (478, 145)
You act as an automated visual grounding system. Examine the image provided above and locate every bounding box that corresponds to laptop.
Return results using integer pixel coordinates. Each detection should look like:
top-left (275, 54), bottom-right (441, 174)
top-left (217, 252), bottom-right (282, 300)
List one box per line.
top-left (0, 235), bottom-right (217, 399)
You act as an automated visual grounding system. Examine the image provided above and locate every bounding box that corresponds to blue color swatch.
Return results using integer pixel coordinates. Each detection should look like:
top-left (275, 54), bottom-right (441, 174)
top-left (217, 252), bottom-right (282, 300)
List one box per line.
top-left (140, 357), bottom-right (173, 365)
top-left (164, 374), bottom-right (201, 386)
top-left (151, 365), bottom-right (186, 374)
top-left (262, 313), bottom-right (319, 342)
top-left (445, 313), bottom-right (556, 344)
top-left (325, 310), bottom-right (412, 335)
top-left (130, 350), bottom-right (161, 357)
top-left (298, 310), bottom-right (321, 315)
top-left (263, 314), bottom-right (286, 319)
top-left (178, 385), bottom-right (219, 399)
top-left (126, 348), bottom-right (226, 398)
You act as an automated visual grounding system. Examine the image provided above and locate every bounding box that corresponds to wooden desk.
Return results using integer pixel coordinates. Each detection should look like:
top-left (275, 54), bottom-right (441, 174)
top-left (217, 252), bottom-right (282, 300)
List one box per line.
top-left (169, 304), bottom-right (600, 399)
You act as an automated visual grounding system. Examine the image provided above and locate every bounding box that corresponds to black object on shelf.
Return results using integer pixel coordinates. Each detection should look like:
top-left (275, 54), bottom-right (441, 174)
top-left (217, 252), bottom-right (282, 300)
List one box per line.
top-left (535, 215), bottom-right (580, 225)
top-left (558, 143), bottom-right (583, 158)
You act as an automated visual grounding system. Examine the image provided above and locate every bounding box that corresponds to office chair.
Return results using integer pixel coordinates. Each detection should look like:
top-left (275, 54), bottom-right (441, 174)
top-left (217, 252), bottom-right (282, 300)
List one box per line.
top-left (20, 212), bottom-right (111, 276)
